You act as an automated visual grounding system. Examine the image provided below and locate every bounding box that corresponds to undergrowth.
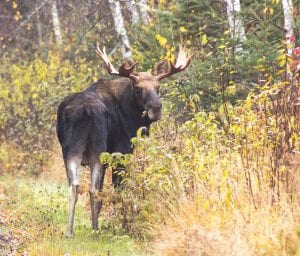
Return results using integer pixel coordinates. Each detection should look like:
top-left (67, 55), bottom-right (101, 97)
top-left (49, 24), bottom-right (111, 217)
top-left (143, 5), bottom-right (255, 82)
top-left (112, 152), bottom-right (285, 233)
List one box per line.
top-left (99, 78), bottom-right (300, 255)
top-left (117, 115), bottom-right (299, 255)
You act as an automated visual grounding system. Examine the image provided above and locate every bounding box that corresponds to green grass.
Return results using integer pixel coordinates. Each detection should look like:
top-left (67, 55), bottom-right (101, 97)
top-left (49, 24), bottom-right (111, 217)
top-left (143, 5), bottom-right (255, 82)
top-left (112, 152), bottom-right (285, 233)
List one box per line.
top-left (0, 175), bottom-right (146, 256)
top-left (29, 234), bottom-right (142, 256)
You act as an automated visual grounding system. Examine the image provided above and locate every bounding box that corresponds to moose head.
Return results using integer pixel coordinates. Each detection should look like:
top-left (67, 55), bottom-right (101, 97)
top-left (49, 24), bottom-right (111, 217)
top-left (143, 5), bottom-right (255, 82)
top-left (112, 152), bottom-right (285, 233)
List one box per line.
top-left (96, 44), bottom-right (193, 121)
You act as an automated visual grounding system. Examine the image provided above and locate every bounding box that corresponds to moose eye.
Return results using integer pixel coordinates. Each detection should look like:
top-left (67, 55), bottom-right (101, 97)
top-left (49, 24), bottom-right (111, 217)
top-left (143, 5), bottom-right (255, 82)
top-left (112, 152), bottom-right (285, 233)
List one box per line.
top-left (155, 86), bottom-right (160, 95)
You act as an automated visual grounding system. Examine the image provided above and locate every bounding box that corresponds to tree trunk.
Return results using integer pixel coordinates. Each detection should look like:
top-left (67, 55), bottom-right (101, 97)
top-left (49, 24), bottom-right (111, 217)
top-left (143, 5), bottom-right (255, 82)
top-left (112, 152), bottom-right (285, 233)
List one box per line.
top-left (36, 1), bottom-right (42, 46)
top-left (224, 0), bottom-right (246, 53)
top-left (282, 0), bottom-right (295, 56)
top-left (51, 0), bottom-right (63, 46)
top-left (138, 0), bottom-right (149, 25)
top-left (108, 0), bottom-right (132, 59)
top-left (124, 0), bottom-right (140, 25)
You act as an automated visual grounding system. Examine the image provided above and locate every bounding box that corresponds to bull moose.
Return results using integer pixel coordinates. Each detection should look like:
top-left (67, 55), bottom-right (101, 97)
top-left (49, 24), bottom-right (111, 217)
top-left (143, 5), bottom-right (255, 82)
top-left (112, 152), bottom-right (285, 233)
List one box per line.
top-left (56, 44), bottom-right (193, 237)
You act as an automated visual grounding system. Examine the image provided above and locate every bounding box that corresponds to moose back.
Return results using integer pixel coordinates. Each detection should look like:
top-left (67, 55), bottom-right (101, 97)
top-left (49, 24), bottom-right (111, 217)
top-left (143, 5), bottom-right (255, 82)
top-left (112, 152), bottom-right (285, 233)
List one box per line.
top-left (56, 45), bottom-right (192, 237)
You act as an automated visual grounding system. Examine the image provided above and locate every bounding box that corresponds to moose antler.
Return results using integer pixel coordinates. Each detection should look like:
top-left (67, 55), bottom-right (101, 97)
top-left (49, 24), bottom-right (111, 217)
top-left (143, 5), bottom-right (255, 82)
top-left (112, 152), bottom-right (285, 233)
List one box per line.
top-left (156, 45), bottom-right (194, 80)
top-left (96, 44), bottom-right (138, 81)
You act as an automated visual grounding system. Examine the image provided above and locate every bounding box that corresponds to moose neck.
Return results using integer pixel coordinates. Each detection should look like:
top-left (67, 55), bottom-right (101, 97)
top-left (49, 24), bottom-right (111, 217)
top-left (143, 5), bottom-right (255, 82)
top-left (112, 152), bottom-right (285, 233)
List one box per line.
top-left (91, 78), bottom-right (146, 129)
top-left (113, 78), bottom-right (145, 121)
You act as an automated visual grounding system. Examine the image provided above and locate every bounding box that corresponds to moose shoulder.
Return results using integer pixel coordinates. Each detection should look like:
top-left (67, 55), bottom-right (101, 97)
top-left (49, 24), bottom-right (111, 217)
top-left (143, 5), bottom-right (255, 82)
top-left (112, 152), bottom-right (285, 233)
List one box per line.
top-left (56, 45), bottom-right (193, 238)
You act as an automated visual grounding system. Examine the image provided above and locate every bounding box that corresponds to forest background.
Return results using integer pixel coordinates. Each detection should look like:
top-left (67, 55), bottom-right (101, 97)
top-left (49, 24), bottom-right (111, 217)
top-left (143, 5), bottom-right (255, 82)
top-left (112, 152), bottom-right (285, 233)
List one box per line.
top-left (0, 0), bottom-right (300, 255)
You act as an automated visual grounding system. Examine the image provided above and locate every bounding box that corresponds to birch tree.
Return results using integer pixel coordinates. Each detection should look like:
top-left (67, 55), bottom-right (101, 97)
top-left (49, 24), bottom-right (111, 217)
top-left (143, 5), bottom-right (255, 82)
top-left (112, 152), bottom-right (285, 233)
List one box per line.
top-left (36, 1), bottom-right (43, 45)
top-left (281, 0), bottom-right (295, 56)
top-left (224, 0), bottom-right (246, 53)
top-left (124, 0), bottom-right (140, 25)
top-left (138, 0), bottom-right (149, 25)
top-left (108, 0), bottom-right (132, 59)
top-left (51, 0), bottom-right (63, 46)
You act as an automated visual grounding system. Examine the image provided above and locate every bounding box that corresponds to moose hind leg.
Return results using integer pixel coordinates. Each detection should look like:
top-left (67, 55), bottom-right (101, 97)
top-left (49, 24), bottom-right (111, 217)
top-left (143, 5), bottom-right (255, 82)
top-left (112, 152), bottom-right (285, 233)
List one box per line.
top-left (89, 162), bottom-right (106, 230)
top-left (66, 159), bottom-right (81, 238)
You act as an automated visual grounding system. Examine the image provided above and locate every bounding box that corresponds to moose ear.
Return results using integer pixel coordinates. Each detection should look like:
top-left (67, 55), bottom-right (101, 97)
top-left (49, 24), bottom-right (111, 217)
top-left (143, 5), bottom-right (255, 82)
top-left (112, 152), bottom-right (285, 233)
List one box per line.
top-left (151, 60), bottom-right (169, 76)
top-left (123, 58), bottom-right (138, 75)
top-left (124, 58), bottom-right (136, 67)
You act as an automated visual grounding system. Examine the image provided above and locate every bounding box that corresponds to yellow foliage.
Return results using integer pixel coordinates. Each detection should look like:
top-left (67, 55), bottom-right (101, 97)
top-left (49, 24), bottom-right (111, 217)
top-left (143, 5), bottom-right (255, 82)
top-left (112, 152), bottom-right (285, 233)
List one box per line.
top-left (179, 26), bottom-right (187, 33)
top-left (155, 34), bottom-right (168, 48)
top-left (12, 1), bottom-right (17, 9)
top-left (201, 34), bottom-right (208, 45)
top-left (14, 11), bottom-right (21, 21)
top-left (263, 7), bottom-right (274, 15)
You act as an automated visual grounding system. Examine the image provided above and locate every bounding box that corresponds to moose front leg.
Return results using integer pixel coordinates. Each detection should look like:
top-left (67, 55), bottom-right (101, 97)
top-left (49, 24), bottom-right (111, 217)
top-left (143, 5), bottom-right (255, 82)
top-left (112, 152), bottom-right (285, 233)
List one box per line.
top-left (90, 162), bottom-right (106, 230)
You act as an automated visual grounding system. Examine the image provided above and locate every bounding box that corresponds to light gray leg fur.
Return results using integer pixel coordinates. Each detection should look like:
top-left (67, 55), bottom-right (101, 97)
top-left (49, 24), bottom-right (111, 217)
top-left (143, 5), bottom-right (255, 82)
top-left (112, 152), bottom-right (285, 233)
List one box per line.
top-left (66, 160), bottom-right (80, 238)
top-left (89, 162), bottom-right (105, 230)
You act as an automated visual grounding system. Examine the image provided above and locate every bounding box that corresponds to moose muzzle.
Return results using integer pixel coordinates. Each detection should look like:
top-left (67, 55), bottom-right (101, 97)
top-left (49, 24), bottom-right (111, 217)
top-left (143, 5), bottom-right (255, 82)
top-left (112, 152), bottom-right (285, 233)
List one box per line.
top-left (146, 101), bottom-right (162, 121)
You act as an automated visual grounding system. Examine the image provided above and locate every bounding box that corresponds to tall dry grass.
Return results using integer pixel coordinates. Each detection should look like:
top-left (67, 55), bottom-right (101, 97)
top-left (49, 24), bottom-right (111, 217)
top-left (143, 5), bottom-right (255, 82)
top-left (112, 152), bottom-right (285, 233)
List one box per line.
top-left (149, 162), bottom-right (299, 256)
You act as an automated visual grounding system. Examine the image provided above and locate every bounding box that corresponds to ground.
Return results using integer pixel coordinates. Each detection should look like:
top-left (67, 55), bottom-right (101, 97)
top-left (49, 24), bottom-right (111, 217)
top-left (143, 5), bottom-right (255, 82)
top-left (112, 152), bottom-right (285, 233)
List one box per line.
top-left (0, 171), bottom-right (146, 256)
